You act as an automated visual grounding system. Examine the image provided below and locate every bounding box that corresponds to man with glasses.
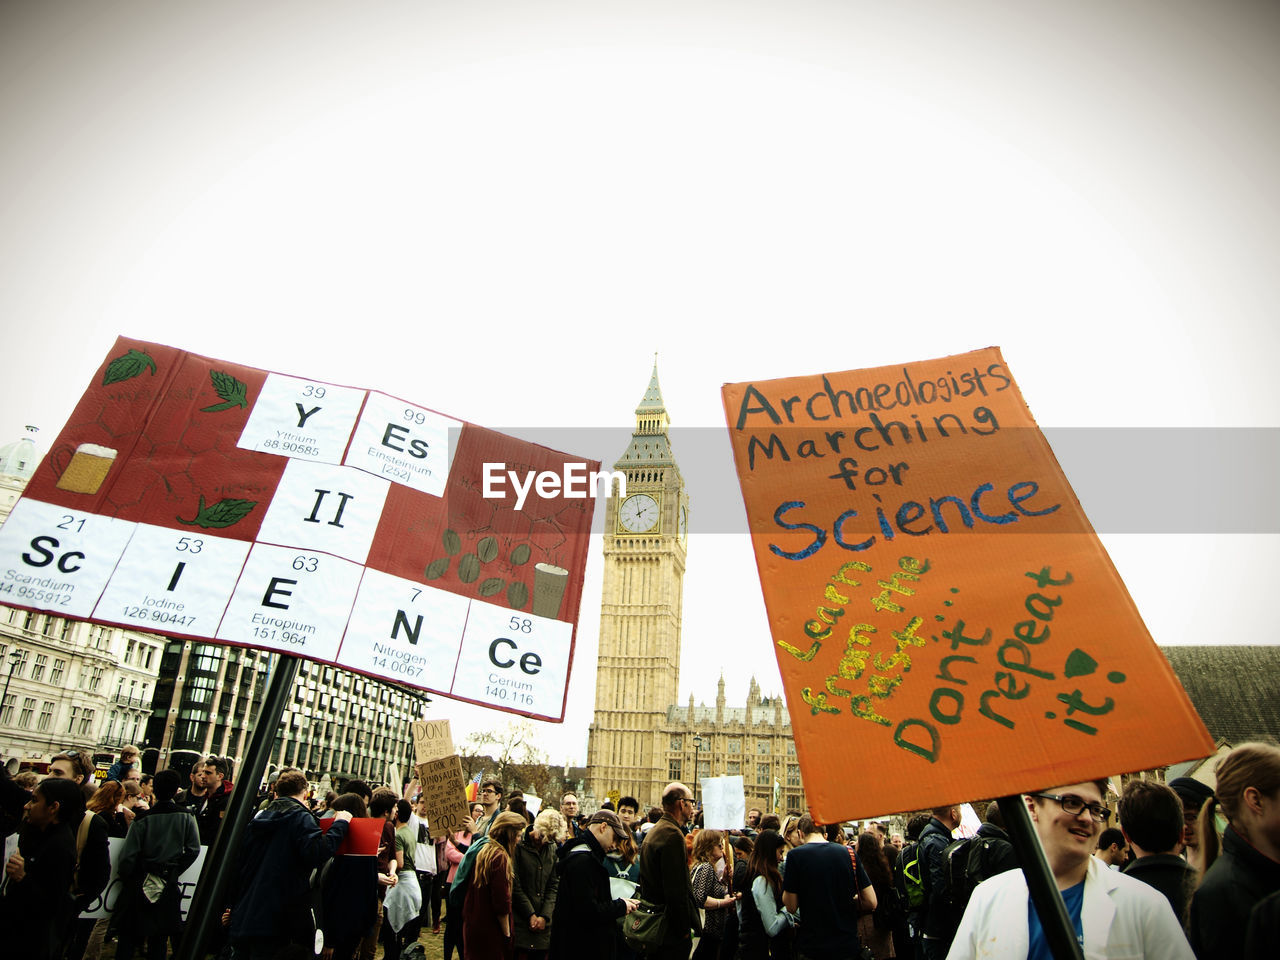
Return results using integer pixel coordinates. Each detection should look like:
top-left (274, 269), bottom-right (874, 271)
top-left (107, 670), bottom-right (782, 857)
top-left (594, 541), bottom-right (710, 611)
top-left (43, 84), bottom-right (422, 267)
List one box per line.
top-left (470, 780), bottom-right (502, 838)
top-left (949, 780), bottom-right (1193, 959)
top-left (638, 782), bottom-right (699, 959)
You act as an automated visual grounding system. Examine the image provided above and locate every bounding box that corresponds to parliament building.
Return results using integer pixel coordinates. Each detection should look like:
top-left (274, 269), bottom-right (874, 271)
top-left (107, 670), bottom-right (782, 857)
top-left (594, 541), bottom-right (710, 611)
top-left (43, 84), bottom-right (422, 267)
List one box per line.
top-left (585, 370), bottom-right (809, 815)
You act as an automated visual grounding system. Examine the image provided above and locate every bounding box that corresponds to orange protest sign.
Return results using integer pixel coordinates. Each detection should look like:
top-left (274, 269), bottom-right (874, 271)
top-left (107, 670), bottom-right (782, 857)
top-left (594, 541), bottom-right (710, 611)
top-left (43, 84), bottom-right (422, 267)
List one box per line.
top-left (723, 348), bottom-right (1212, 821)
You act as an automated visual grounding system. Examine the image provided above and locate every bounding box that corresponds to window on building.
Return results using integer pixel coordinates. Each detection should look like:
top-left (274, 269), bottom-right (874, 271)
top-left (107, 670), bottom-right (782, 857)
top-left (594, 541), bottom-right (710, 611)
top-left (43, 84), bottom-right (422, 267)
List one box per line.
top-left (60, 620), bottom-right (72, 641)
top-left (68, 705), bottom-right (80, 733)
top-left (90, 666), bottom-right (104, 693)
top-left (669, 760), bottom-right (682, 782)
top-left (757, 763), bottom-right (771, 785)
top-left (0, 694), bottom-right (14, 723)
top-left (42, 616), bottom-right (57, 636)
top-left (105, 711), bottom-right (118, 740)
top-left (786, 740), bottom-right (796, 755)
top-left (787, 794), bottom-right (801, 811)
top-left (129, 715), bottom-right (141, 741)
top-left (38, 701), bottom-right (54, 731)
top-left (669, 735), bottom-right (683, 751)
top-left (23, 611), bottom-right (36, 631)
top-left (787, 763), bottom-right (801, 787)
top-left (31, 653), bottom-right (47, 682)
top-left (79, 708), bottom-right (94, 736)
top-left (144, 646), bottom-right (155, 669)
top-left (757, 739), bottom-right (770, 755)
top-left (50, 659), bottom-right (65, 684)
top-left (18, 698), bottom-right (36, 728)
top-left (697, 760), bottom-right (711, 781)
top-left (727, 761), bottom-right (741, 776)
top-left (727, 738), bottom-right (741, 753)
top-left (11, 649), bottom-right (28, 678)
top-left (125, 639), bottom-right (136, 664)
top-left (0, 641), bottom-right (6, 658)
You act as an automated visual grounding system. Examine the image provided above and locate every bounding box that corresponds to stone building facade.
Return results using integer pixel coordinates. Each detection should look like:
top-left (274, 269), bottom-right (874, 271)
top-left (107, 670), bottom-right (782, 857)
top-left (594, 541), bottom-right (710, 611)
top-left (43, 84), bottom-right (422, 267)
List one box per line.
top-left (585, 371), bottom-right (807, 813)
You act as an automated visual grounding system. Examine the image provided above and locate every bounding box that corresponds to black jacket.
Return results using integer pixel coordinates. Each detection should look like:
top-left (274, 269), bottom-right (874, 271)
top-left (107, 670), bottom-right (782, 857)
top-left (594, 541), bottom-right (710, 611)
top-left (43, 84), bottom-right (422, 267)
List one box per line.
top-left (194, 779), bottom-right (232, 847)
top-left (1189, 825), bottom-right (1280, 960)
top-left (918, 817), bottom-right (953, 939)
top-left (229, 795), bottom-right (349, 942)
top-left (1122, 852), bottom-right (1195, 925)
top-left (550, 829), bottom-right (627, 960)
top-left (513, 826), bottom-right (559, 951)
top-left (0, 820), bottom-right (78, 959)
top-left (972, 822), bottom-right (1019, 877)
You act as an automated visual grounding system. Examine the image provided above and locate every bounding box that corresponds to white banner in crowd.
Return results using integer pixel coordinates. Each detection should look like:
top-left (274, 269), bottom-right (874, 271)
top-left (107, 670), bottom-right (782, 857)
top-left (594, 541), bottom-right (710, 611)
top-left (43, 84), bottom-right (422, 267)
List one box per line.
top-left (699, 775), bottom-right (746, 831)
top-left (80, 837), bottom-right (208, 920)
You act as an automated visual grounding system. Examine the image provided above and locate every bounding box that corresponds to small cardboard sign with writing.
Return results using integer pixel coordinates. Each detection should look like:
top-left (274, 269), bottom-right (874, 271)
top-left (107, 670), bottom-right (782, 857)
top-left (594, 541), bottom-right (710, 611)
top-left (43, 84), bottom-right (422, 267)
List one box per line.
top-left (700, 775), bottom-right (747, 831)
top-left (416, 754), bottom-right (471, 839)
top-left (411, 718), bottom-right (455, 765)
top-left (723, 348), bottom-right (1213, 821)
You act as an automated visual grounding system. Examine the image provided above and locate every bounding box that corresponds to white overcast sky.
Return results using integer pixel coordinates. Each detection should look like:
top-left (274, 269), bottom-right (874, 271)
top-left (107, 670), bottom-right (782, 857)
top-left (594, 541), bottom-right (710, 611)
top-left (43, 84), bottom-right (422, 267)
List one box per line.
top-left (2, 1), bottom-right (1277, 766)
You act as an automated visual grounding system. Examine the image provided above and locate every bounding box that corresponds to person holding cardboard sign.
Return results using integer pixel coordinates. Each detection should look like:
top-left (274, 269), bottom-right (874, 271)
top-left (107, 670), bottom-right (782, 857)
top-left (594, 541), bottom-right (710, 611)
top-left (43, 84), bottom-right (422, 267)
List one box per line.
top-left (948, 780), bottom-right (1193, 959)
top-left (1187, 743), bottom-right (1280, 960)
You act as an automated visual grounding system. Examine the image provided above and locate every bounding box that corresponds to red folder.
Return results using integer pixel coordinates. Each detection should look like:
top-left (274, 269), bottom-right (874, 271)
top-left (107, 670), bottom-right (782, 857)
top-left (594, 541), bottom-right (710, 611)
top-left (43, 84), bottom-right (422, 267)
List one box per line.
top-left (320, 817), bottom-right (383, 856)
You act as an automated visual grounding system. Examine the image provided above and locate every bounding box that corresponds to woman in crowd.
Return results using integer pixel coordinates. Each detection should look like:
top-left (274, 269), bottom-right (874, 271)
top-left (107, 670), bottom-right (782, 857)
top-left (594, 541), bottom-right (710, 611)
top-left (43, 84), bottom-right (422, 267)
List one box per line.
top-left (121, 779), bottom-right (147, 823)
top-left (737, 829), bottom-right (795, 960)
top-left (320, 792), bottom-right (379, 960)
top-left (605, 818), bottom-right (641, 960)
top-left (87, 779), bottom-right (131, 838)
top-left (723, 836), bottom-right (753, 960)
top-left (513, 809), bottom-right (566, 960)
top-left (463, 810), bottom-right (526, 960)
top-left (856, 831), bottom-right (896, 958)
top-left (1189, 742), bottom-right (1280, 960)
top-left (436, 827), bottom-right (464, 931)
top-left (690, 828), bottom-right (736, 959)
top-left (444, 803), bottom-right (490, 960)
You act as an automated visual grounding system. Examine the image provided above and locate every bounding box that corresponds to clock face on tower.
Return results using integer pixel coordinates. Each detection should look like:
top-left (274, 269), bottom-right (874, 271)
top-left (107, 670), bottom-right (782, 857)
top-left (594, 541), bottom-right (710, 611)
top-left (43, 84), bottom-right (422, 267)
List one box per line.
top-left (678, 504), bottom-right (688, 542)
top-left (618, 493), bottom-right (660, 533)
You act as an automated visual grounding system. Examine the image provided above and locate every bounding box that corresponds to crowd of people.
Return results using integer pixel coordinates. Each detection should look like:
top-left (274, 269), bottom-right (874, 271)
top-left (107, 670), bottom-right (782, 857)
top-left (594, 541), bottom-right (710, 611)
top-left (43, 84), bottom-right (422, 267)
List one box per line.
top-left (1, 740), bottom-right (1278, 960)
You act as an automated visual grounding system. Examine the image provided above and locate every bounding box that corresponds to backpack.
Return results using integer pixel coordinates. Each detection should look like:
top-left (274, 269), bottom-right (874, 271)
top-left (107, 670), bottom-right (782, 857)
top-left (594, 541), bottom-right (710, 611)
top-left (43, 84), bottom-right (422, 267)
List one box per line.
top-left (941, 835), bottom-right (1002, 924)
top-left (894, 840), bottom-right (926, 909)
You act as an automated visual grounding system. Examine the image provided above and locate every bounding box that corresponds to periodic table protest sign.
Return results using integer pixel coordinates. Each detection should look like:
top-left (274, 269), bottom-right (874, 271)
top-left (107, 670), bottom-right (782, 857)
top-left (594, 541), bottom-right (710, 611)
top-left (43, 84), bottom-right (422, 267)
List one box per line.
top-left (0, 337), bottom-right (599, 721)
top-left (723, 348), bottom-right (1213, 821)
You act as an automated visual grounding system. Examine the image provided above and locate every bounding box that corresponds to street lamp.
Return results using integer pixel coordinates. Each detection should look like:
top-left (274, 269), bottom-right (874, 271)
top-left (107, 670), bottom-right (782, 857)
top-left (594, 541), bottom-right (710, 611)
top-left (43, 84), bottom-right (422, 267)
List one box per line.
top-left (2, 650), bottom-right (22, 724)
top-left (692, 733), bottom-right (704, 807)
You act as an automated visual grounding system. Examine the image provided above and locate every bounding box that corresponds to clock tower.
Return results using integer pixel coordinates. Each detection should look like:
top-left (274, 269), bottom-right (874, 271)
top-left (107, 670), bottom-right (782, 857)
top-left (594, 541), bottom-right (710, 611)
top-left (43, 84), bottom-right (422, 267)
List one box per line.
top-left (585, 363), bottom-right (689, 806)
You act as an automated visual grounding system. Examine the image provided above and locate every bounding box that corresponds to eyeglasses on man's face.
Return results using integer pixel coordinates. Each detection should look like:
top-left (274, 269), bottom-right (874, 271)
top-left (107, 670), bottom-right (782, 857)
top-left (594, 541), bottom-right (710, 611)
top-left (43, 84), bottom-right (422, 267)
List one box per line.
top-left (480, 788), bottom-right (497, 797)
top-left (1033, 793), bottom-right (1110, 821)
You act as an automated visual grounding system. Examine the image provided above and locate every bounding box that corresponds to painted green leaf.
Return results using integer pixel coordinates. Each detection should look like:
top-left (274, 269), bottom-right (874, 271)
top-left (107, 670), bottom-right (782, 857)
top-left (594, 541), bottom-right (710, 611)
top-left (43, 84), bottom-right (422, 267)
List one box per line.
top-left (200, 370), bottom-right (249, 412)
top-left (1064, 649), bottom-right (1098, 678)
top-left (507, 581), bottom-right (529, 610)
top-left (102, 348), bottom-right (157, 385)
top-left (178, 495), bottom-right (257, 529)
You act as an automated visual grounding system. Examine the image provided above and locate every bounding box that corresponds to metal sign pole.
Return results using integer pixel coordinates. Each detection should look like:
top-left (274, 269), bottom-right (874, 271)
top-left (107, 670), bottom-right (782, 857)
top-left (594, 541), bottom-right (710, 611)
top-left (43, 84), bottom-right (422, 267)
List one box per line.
top-left (175, 652), bottom-right (301, 960)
